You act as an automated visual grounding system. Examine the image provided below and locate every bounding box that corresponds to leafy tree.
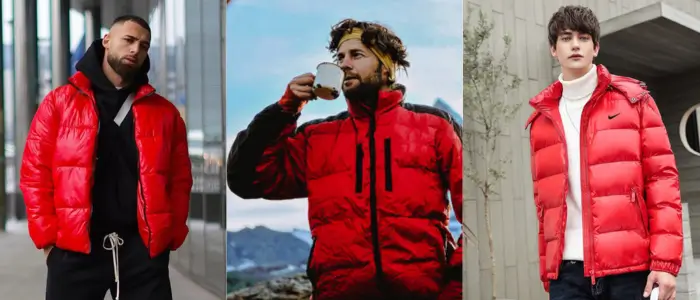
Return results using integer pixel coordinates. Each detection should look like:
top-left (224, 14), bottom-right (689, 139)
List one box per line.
top-left (463, 8), bottom-right (522, 300)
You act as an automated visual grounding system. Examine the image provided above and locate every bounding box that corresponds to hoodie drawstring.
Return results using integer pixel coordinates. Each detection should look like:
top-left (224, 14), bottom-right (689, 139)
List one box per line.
top-left (102, 232), bottom-right (124, 300)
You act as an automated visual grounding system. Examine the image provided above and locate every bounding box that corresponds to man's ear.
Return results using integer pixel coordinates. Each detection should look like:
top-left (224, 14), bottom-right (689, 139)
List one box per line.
top-left (102, 34), bottom-right (110, 48)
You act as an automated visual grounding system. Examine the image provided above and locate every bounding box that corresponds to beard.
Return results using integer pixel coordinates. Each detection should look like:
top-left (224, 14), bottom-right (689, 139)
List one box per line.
top-left (342, 71), bottom-right (383, 105)
top-left (106, 52), bottom-right (139, 80)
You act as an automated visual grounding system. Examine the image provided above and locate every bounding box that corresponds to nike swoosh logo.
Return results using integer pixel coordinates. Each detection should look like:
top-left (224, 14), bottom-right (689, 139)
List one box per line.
top-left (608, 113), bottom-right (620, 120)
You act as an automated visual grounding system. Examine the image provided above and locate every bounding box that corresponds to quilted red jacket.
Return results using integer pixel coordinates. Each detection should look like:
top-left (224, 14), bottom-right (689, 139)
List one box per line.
top-left (527, 65), bottom-right (683, 291)
top-left (228, 86), bottom-right (463, 300)
top-left (20, 71), bottom-right (193, 258)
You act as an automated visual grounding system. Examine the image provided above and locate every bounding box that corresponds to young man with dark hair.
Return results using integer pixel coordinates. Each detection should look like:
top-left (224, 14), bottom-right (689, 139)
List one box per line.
top-left (227, 19), bottom-right (463, 300)
top-left (527, 5), bottom-right (683, 300)
top-left (21, 15), bottom-right (192, 300)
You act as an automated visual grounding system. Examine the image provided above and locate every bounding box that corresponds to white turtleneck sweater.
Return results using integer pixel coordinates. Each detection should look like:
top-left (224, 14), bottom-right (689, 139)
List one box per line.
top-left (559, 65), bottom-right (598, 261)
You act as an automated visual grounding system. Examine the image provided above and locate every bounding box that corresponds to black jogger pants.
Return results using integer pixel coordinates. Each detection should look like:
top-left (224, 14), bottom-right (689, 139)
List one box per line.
top-left (45, 232), bottom-right (172, 300)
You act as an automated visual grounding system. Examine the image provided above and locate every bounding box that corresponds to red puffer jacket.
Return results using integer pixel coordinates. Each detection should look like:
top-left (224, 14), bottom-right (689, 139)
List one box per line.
top-left (20, 72), bottom-right (193, 258)
top-left (228, 86), bottom-right (463, 300)
top-left (527, 65), bottom-right (683, 291)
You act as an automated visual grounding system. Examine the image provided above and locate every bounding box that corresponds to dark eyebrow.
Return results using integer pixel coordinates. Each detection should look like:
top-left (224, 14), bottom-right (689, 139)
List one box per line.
top-left (124, 34), bottom-right (150, 47)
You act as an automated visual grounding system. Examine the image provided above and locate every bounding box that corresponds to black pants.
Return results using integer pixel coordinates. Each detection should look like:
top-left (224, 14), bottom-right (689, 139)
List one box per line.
top-left (550, 260), bottom-right (650, 300)
top-left (45, 232), bottom-right (172, 300)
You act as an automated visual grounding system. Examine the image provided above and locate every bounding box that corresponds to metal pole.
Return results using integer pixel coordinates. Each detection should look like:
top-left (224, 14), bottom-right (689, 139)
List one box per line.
top-left (13, 0), bottom-right (38, 222)
top-left (0, 0), bottom-right (6, 231)
top-left (220, 0), bottom-right (227, 231)
top-left (51, 0), bottom-right (70, 87)
top-left (84, 6), bottom-right (101, 46)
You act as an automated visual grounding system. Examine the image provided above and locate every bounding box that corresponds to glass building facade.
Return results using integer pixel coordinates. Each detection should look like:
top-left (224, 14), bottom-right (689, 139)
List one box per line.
top-left (1, 0), bottom-right (225, 296)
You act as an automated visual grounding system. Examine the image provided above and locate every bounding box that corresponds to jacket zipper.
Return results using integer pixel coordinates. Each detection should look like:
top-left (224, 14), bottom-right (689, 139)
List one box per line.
top-left (384, 138), bottom-right (392, 191)
top-left (579, 88), bottom-right (605, 285)
top-left (355, 145), bottom-right (363, 193)
top-left (134, 91), bottom-right (155, 253)
top-left (368, 112), bottom-right (384, 293)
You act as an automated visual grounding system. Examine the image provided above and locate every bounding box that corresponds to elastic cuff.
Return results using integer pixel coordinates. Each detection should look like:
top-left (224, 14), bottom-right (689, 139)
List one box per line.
top-left (650, 260), bottom-right (681, 276)
top-left (278, 85), bottom-right (307, 113)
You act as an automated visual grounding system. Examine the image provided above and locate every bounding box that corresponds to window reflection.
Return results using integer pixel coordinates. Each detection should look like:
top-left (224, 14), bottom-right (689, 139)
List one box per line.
top-left (158, 0), bottom-right (226, 296)
top-left (37, 0), bottom-right (51, 102)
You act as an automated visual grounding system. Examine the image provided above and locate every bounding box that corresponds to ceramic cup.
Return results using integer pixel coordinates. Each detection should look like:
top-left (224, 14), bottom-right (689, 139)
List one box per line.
top-left (312, 62), bottom-right (344, 100)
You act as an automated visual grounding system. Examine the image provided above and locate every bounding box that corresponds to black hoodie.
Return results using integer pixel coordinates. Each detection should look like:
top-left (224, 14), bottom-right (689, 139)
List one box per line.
top-left (74, 39), bottom-right (151, 238)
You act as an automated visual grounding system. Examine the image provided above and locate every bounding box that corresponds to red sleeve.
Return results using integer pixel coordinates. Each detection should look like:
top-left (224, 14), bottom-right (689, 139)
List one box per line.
top-left (227, 87), bottom-right (307, 200)
top-left (640, 94), bottom-right (683, 276)
top-left (436, 116), bottom-right (462, 287)
top-left (19, 90), bottom-right (60, 249)
top-left (169, 113), bottom-right (193, 250)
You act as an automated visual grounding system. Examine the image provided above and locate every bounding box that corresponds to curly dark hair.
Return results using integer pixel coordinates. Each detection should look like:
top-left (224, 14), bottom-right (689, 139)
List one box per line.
top-left (547, 5), bottom-right (600, 48)
top-left (327, 19), bottom-right (410, 76)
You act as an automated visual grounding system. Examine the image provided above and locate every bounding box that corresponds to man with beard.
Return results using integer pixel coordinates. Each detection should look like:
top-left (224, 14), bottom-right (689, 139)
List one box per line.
top-left (227, 19), bottom-right (463, 300)
top-left (20, 15), bottom-right (192, 300)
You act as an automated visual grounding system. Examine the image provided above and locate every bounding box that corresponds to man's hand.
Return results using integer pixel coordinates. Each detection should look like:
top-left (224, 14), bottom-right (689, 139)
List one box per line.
top-left (288, 73), bottom-right (317, 101)
top-left (279, 73), bottom-right (317, 113)
top-left (644, 271), bottom-right (676, 300)
top-left (43, 246), bottom-right (53, 259)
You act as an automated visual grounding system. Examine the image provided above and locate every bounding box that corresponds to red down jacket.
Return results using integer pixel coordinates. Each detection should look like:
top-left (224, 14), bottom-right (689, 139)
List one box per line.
top-left (19, 71), bottom-right (193, 258)
top-left (527, 65), bottom-right (683, 291)
top-left (227, 85), bottom-right (463, 300)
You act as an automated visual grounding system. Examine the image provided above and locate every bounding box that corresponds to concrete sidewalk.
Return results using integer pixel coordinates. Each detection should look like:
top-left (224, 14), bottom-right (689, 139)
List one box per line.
top-left (0, 230), bottom-right (220, 300)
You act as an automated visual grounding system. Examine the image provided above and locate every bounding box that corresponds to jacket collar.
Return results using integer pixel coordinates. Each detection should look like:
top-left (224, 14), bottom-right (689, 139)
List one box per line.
top-left (529, 64), bottom-right (612, 112)
top-left (346, 85), bottom-right (405, 118)
top-left (68, 71), bottom-right (156, 101)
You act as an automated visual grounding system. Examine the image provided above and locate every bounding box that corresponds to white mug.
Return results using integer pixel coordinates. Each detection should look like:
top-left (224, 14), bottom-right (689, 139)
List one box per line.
top-left (312, 62), bottom-right (344, 100)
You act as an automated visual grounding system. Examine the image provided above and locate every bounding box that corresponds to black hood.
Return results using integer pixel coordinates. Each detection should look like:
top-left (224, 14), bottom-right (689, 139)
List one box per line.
top-left (75, 39), bottom-right (150, 91)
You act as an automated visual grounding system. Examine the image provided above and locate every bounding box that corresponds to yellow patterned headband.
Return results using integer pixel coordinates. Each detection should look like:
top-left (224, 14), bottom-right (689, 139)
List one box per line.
top-left (338, 28), bottom-right (396, 80)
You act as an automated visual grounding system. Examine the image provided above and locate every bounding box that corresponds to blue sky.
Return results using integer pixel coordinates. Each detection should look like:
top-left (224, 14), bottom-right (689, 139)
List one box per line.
top-left (226, 0), bottom-right (463, 231)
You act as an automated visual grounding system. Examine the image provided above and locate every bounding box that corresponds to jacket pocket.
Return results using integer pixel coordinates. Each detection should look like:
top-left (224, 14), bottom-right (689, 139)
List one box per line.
top-left (355, 145), bottom-right (363, 193)
top-left (631, 188), bottom-right (649, 237)
top-left (306, 237), bottom-right (318, 294)
top-left (384, 138), bottom-right (393, 191)
top-left (438, 224), bottom-right (457, 283)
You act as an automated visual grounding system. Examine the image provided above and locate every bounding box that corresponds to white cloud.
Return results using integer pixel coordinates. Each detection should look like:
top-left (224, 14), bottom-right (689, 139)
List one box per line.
top-left (397, 45), bottom-right (463, 111)
top-left (230, 47), bottom-right (333, 84)
top-left (226, 190), bottom-right (309, 231)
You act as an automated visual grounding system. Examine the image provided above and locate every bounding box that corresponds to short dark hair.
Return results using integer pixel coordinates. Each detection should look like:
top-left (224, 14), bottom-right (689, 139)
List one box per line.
top-left (327, 19), bottom-right (410, 77)
top-left (547, 6), bottom-right (600, 48)
top-left (111, 15), bottom-right (151, 33)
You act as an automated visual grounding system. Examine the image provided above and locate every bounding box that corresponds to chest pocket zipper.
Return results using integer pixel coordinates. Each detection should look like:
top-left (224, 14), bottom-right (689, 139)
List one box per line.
top-left (384, 138), bottom-right (392, 191)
